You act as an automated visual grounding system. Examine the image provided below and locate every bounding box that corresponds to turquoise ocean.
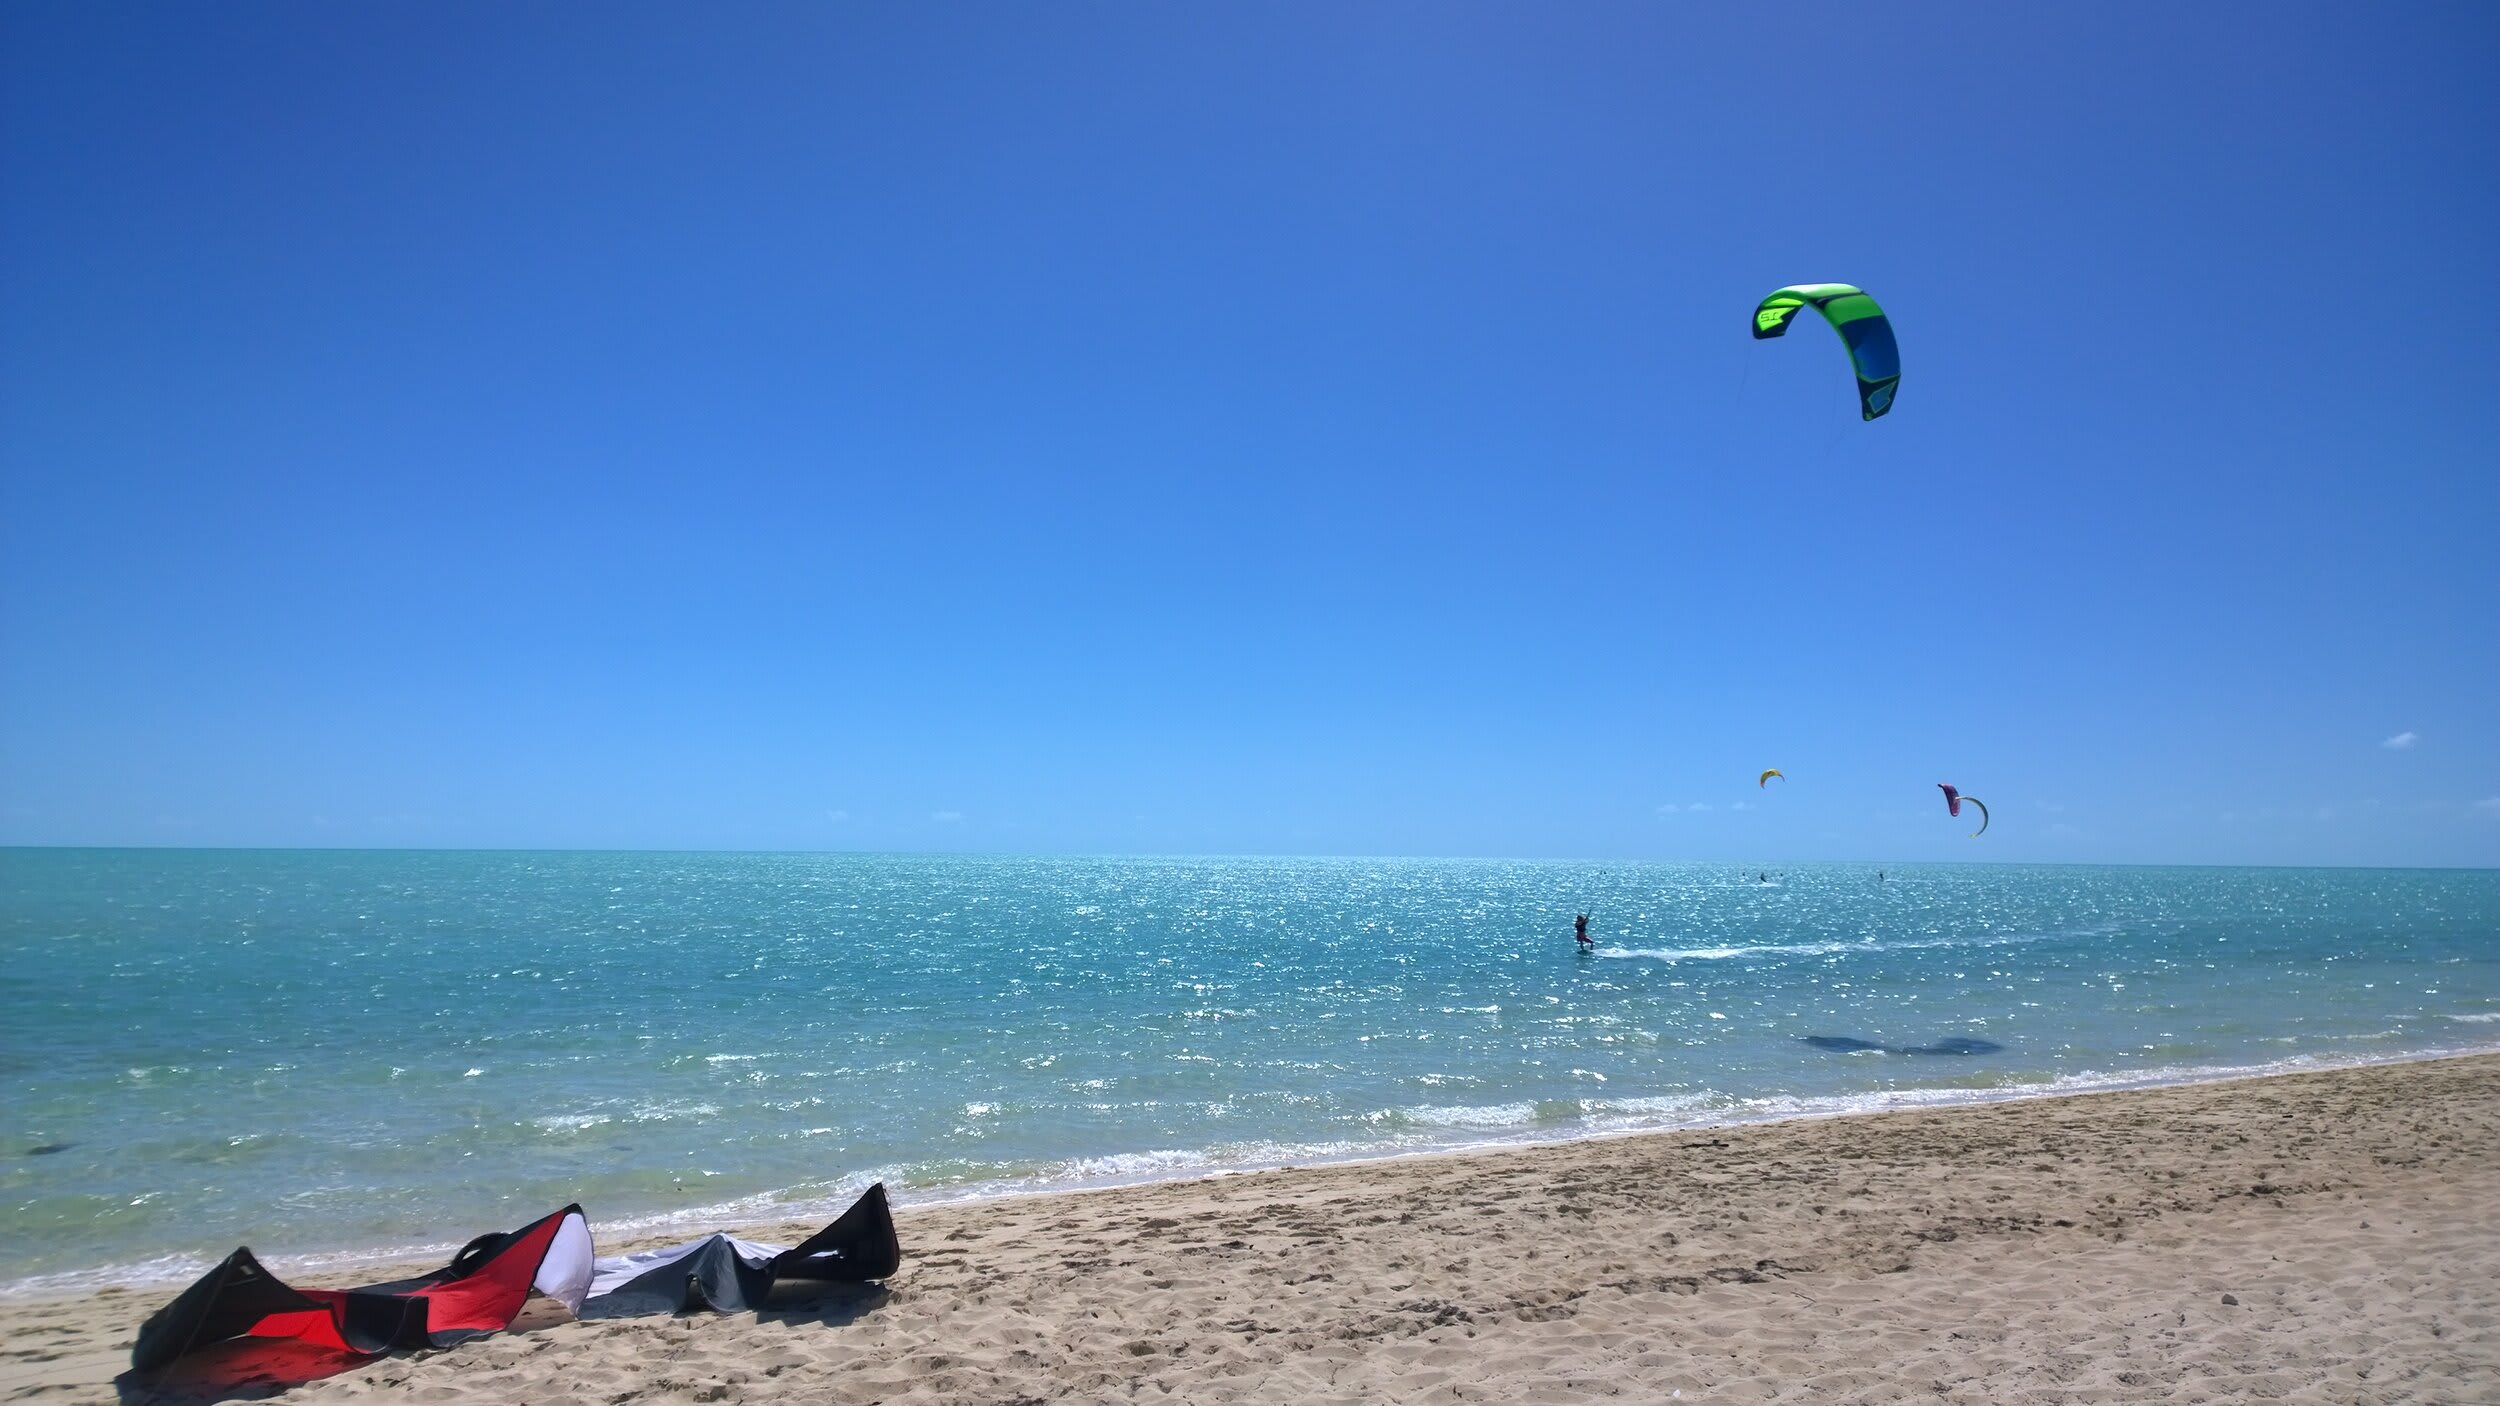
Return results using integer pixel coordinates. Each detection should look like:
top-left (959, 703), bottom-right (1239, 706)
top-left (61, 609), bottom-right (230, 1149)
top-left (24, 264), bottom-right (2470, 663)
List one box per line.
top-left (4, 849), bottom-right (2497, 1292)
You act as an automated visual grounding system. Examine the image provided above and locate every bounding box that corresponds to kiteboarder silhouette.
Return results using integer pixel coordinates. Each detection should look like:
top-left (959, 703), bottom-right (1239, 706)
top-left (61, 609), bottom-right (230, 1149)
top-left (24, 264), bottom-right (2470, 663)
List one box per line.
top-left (1573, 914), bottom-right (1592, 949)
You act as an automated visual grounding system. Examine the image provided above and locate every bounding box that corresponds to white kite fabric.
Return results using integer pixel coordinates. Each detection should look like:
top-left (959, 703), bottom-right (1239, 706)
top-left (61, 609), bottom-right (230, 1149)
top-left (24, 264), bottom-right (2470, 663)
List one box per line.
top-left (538, 1211), bottom-right (596, 1314)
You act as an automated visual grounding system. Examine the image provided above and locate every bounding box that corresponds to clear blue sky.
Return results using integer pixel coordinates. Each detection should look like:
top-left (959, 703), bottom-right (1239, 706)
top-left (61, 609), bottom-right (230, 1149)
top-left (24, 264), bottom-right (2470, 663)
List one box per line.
top-left (3, 4), bottom-right (2494, 865)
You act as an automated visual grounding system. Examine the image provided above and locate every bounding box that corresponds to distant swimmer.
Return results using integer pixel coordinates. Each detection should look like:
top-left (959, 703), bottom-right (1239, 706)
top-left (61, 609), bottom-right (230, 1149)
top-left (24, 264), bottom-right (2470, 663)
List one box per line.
top-left (1574, 913), bottom-right (1592, 949)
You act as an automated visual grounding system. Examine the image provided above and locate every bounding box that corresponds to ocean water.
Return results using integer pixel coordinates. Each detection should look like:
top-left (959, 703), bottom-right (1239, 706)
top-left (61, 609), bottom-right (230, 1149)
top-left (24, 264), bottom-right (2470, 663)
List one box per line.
top-left (2, 849), bottom-right (2496, 1291)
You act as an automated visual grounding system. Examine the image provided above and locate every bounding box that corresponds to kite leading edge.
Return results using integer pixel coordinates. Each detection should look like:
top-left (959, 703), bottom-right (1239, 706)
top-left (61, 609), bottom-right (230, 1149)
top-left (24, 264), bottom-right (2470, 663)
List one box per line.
top-left (1938, 783), bottom-right (1990, 838)
top-left (1753, 283), bottom-right (1900, 420)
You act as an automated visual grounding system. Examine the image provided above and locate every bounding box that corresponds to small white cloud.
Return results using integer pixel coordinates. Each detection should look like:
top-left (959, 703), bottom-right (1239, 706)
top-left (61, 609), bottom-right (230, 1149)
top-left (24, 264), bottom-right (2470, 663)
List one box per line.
top-left (1655, 804), bottom-right (1680, 816)
top-left (824, 809), bottom-right (850, 823)
top-left (2473, 797), bottom-right (2500, 818)
top-left (1687, 802), bottom-right (1713, 812)
top-left (1731, 800), bottom-right (1755, 811)
top-left (931, 810), bottom-right (964, 824)
top-left (2382, 731), bottom-right (2419, 750)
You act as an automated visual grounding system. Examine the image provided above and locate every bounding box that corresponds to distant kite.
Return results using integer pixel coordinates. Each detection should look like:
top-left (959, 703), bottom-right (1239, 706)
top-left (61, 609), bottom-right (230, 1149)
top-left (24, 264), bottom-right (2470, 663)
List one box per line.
top-left (1753, 284), bottom-right (1900, 420)
top-left (1937, 783), bottom-right (1990, 838)
top-left (1759, 769), bottom-right (1784, 788)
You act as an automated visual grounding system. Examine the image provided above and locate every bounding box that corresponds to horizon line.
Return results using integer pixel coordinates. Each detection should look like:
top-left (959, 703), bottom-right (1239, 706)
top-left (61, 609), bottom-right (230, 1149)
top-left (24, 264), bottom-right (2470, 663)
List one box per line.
top-left (0, 843), bottom-right (2492, 874)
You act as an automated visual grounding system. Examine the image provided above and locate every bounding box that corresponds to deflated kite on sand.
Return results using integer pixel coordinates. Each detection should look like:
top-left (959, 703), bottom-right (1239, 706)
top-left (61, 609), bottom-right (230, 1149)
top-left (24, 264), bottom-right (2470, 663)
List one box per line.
top-left (131, 1184), bottom-right (900, 1378)
top-left (581, 1183), bottom-right (901, 1318)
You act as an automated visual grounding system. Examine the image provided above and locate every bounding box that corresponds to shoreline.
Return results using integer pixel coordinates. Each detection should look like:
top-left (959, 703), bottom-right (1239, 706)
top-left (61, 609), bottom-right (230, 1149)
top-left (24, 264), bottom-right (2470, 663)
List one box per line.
top-left (9, 1036), bottom-right (2499, 1301)
top-left (9, 1053), bottom-right (2498, 1402)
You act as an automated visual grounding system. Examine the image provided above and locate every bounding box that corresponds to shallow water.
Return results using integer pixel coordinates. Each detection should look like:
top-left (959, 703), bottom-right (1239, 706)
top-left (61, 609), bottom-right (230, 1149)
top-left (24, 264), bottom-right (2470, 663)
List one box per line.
top-left (2, 850), bottom-right (2495, 1290)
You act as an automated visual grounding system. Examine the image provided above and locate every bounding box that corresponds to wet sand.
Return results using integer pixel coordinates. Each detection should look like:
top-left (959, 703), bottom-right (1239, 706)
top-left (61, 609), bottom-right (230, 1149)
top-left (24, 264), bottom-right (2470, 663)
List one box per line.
top-left (10, 1054), bottom-right (2497, 1404)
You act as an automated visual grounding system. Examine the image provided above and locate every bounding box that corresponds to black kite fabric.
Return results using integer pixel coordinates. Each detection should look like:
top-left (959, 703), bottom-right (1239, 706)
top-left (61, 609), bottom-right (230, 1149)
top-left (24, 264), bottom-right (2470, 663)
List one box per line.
top-left (583, 1183), bottom-right (901, 1318)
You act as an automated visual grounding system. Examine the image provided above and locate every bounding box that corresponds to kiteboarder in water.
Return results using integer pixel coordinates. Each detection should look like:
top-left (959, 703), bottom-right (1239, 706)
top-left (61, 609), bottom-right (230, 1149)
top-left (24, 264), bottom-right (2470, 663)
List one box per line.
top-left (1574, 914), bottom-right (1592, 949)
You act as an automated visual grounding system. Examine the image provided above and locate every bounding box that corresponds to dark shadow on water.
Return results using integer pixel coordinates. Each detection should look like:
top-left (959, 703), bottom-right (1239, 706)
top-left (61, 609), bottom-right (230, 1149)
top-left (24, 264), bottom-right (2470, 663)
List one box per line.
top-left (1802, 1035), bottom-right (2004, 1056)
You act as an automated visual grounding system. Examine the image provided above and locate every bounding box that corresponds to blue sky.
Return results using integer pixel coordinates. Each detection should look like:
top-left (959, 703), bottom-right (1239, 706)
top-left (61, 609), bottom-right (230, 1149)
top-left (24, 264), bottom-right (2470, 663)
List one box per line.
top-left (2, 4), bottom-right (2494, 865)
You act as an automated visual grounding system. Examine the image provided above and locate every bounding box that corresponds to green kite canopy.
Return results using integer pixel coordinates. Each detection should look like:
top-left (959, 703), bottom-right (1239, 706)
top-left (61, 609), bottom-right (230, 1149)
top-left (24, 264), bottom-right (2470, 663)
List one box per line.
top-left (1752, 283), bottom-right (1899, 421)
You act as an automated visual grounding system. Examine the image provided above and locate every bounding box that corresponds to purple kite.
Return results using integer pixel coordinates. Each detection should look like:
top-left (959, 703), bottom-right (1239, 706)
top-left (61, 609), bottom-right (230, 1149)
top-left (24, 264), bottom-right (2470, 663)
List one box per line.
top-left (1937, 783), bottom-right (1989, 837)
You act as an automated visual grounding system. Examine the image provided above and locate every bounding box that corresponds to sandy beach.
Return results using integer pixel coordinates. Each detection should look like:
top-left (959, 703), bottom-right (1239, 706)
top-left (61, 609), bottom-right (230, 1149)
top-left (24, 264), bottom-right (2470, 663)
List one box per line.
top-left (10, 1053), bottom-right (2496, 1405)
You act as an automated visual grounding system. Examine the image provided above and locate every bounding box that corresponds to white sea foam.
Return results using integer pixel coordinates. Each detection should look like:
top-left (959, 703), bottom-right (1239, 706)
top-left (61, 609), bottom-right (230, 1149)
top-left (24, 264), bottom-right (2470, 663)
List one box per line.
top-left (1388, 1102), bottom-right (1539, 1129)
top-left (0, 1252), bottom-right (230, 1300)
top-left (1601, 927), bottom-right (2065, 964)
top-left (626, 1100), bottom-right (720, 1122)
top-left (1597, 1093), bottom-right (1716, 1117)
top-left (561, 1170), bottom-right (898, 1245)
